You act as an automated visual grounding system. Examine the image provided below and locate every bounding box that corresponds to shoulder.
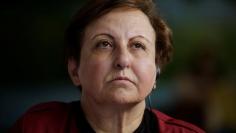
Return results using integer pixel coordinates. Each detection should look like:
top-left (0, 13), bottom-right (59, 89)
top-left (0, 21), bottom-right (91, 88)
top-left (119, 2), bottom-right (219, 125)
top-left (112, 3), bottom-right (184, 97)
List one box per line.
top-left (26, 101), bottom-right (70, 113)
top-left (23, 101), bottom-right (71, 121)
top-left (152, 109), bottom-right (205, 133)
top-left (10, 101), bottom-right (77, 133)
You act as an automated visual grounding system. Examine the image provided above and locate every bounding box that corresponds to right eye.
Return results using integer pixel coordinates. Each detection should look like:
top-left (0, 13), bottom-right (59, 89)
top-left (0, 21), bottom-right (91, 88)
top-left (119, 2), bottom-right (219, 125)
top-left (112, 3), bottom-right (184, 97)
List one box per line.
top-left (95, 40), bottom-right (113, 49)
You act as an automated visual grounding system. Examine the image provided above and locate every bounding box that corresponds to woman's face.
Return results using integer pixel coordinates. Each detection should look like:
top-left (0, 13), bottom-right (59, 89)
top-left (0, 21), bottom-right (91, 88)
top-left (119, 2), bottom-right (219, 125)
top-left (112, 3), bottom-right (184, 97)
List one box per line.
top-left (76, 8), bottom-right (156, 105)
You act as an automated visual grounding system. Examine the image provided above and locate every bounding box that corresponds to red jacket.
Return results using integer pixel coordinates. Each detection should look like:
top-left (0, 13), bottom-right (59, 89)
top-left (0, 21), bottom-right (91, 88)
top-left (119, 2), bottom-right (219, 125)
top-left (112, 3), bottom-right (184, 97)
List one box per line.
top-left (10, 101), bottom-right (205, 133)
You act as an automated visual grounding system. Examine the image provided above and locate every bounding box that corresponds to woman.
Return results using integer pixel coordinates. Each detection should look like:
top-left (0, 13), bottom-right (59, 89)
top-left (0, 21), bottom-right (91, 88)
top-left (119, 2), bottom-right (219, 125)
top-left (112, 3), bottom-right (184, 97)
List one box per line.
top-left (10, 0), bottom-right (205, 132)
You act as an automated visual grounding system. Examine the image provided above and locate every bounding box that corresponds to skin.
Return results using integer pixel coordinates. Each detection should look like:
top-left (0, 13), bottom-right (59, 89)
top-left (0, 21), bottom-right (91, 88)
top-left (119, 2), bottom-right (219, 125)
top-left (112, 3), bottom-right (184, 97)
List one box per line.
top-left (68, 7), bottom-right (157, 133)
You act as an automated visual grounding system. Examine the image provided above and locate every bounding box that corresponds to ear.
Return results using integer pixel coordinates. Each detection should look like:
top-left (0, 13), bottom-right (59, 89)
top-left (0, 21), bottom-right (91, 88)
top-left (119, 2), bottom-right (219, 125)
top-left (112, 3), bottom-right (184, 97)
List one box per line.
top-left (155, 57), bottom-right (161, 79)
top-left (68, 58), bottom-right (81, 86)
top-left (155, 56), bottom-right (159, 68)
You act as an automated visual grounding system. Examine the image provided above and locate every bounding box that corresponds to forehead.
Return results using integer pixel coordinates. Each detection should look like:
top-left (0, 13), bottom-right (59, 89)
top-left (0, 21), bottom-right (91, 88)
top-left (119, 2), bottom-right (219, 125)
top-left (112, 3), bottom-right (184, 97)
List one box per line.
top-left (84, 7), bottom-right (156, 41)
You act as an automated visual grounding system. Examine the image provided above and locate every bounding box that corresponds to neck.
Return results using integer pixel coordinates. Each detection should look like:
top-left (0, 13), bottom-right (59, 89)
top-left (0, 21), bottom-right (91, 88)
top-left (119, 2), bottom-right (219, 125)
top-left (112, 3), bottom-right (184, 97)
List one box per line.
top-left (80, 96), bottom-right (146, 133)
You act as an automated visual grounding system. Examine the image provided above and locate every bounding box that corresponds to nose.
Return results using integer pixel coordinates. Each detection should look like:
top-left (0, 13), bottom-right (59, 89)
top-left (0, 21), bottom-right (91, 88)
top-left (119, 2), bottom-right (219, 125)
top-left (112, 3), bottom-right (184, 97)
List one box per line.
top-left (113, 46), bottom-right (131, 70)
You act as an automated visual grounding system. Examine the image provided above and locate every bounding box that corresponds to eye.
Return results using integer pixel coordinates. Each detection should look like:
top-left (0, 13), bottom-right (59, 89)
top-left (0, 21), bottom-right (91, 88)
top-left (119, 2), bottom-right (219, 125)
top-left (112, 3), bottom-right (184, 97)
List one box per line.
top-left (131, 42), bottom-right (146, 50)
top-left (96, 40), bottom-right (113, 49)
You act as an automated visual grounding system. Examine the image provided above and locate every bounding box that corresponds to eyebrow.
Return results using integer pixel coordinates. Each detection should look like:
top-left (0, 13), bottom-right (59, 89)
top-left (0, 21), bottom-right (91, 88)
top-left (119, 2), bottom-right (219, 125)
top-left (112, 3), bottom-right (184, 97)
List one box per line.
top-left (130, 35), bottom-right (153, 45)
top-left (92, 33), bottom-right (153, 45)
top-left (92, 33), bottom-right (114, 40)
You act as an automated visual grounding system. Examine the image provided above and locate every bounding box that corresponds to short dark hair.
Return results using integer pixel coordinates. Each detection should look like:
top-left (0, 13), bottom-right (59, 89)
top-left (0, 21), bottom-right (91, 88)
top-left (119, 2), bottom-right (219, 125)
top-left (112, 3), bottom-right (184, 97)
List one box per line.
top-left (65, 0), bottom-right (173, 67)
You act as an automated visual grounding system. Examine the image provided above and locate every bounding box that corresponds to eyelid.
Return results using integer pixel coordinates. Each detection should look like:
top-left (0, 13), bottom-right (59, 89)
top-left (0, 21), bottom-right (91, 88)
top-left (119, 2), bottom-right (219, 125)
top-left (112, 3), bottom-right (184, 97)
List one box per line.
top-left (131, 41), bottom-right (146, 50)
top-left (95, 39), bottom-right (113, 48)
top-left (98, 39), bottom-right (112, 43)
top-left (130, 35), bottom-right (153, 46)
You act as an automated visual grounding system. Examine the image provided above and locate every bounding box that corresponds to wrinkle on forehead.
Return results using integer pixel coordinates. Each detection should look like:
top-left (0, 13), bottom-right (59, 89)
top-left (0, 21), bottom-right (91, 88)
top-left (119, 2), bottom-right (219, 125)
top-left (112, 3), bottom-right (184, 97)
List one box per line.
top-left (84, 7), bottom-right (156, 45)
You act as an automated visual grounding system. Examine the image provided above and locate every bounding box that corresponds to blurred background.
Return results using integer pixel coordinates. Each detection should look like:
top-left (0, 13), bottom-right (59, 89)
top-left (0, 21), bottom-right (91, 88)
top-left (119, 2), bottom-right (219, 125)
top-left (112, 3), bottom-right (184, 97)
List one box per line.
top-left (1, 0), bottom-right (236, 132)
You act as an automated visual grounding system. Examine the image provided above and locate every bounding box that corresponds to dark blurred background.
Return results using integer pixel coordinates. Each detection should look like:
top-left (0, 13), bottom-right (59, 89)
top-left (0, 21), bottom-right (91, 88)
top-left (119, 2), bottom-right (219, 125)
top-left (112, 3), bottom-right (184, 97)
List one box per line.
top-left (1, 0), bottom-right (236, 132)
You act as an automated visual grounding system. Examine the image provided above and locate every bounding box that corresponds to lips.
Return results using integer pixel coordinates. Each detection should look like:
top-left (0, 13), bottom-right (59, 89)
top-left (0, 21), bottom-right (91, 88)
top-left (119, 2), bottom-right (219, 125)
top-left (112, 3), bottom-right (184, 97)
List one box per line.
top-left (110, 76), bottom-right (135, 85)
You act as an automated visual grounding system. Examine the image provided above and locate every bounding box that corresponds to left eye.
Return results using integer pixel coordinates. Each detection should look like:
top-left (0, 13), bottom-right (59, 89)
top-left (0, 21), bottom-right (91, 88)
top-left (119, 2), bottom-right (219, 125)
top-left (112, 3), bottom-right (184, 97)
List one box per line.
top-left (132, 42), bottom-right (145, 50)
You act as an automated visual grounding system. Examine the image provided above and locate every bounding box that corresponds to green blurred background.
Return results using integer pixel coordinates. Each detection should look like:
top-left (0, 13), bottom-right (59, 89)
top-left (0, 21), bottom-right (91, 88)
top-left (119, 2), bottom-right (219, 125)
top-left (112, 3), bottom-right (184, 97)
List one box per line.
top-left (1, 0), bottom-right (236, 132)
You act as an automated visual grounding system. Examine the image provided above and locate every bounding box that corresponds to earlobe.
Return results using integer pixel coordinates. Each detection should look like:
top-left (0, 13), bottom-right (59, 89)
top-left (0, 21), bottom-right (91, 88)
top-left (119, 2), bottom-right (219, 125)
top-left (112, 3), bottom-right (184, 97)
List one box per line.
top-left (68, 58), bottom-right (81, 86)
top-left (155, 57), bottom-right (161, 79)
top-left (156, 66), bottom-right (161, 79)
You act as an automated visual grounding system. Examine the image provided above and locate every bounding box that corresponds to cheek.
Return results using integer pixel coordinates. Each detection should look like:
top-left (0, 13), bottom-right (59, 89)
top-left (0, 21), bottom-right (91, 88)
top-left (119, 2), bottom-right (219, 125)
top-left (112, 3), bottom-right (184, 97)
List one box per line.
top-left (134, 59), bottom-right (156, 90)
top-left (79, 56), bottom-right (111, 88)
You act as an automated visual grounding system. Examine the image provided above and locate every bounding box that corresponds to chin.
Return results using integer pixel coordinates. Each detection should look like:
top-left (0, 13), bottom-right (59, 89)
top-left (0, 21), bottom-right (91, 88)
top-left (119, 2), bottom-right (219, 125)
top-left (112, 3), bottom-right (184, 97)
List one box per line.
top-left (108, 90), bottom-right (145, 105)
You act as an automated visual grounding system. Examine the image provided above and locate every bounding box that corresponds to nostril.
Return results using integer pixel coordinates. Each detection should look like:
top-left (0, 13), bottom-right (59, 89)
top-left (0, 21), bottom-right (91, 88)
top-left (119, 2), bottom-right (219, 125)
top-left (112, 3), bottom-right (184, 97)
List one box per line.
top-left (113, 49), bottom-right (131, 69)
top-left (115, 63), bottom-right (124, 69)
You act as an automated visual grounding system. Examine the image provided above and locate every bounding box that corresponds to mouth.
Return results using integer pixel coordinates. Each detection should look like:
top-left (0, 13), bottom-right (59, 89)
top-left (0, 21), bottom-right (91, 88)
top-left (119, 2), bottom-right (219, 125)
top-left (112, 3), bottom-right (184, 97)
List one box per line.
top-left (110, 76), bottom-right (135, 85)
